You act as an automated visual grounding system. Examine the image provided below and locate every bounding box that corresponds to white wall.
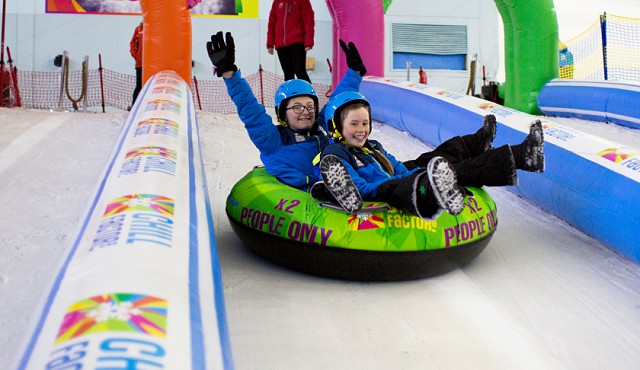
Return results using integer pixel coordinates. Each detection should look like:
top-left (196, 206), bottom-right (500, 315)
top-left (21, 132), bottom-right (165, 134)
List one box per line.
top-left (385, 0), bottom-right (500, 92)
top-left (3, 0), bottom-right (499, 91)
top-left (3, 0), bottom-right (335, 85)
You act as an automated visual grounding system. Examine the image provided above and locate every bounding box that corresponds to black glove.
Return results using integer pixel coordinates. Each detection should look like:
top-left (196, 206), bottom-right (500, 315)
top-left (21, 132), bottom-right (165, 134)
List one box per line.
top-left (206, 31), bottom-right (238, 77)
top-left (340, 39), bottom-right (366, 76)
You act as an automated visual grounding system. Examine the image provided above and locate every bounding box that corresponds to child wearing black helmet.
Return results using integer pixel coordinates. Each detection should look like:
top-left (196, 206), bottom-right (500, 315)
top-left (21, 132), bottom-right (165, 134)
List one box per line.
top-left (317, 91), bottom-right (545, 218)
top-left (207, 32), bottom-right (366, 191)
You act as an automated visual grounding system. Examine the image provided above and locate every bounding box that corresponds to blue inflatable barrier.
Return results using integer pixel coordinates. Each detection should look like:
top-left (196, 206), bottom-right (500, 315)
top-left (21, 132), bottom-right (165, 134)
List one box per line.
top-left (361, 77), bottom-right (640, 265)
top-left (538, 78), bottom-right (640, 130)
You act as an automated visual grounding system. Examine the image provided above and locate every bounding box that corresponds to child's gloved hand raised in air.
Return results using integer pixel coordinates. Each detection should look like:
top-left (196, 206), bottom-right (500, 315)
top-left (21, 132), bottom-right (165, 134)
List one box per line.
top-left (187, 0), bottom-right (201, 9)
top-left (339, 39), bottom-right (366, 76)
top-left (207, 31), bottom-right (238, 77)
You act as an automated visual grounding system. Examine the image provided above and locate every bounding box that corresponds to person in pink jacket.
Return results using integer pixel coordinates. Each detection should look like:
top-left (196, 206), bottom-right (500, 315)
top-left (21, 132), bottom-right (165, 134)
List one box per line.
top-left (266, 0), bottom-right (314, 83)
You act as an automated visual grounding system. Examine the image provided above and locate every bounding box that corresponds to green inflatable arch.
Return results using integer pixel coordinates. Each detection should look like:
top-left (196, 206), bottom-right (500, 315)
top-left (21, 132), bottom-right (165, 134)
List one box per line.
top-left (494, 0), bottom-right (559, 114)
top-left (329, 0), bottom-right (559, 114)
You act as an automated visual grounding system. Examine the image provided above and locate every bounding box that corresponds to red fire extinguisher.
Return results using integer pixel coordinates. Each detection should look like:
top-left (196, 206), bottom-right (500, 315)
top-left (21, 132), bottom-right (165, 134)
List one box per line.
top-left (418, 66), bottom-right (427, 84)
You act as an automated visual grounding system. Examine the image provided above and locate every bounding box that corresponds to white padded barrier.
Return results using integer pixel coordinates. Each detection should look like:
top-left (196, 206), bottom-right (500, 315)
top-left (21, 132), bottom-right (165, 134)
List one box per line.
top-left (362, 77), bottom-right (640, 265)
top-left (16, 71), bottom-right (233, 369)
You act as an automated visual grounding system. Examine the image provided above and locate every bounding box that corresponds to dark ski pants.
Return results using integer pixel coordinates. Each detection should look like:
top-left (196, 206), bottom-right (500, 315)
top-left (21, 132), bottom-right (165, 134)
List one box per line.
top-left (276, 43), bottom-right (311, 83)
top-left (132, 67), bottom-right (142, 106)
top-left (375, 170), bottom-right (444, 219)
top-left (403, 134), bottom-right (517, 188)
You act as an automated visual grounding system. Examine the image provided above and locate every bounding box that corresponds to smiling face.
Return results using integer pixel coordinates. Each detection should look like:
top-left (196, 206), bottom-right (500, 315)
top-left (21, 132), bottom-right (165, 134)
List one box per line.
top-left (340, 105), bottom-right (371, 148)
top-left (284, 96), bottom-right (316, 131)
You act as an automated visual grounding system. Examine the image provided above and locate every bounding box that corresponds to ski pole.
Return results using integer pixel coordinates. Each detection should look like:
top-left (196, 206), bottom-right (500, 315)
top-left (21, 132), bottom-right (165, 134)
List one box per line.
top-left (98, 54), bottom-right (105, 112)
top-left (7, 46), bottom-right (20, 107)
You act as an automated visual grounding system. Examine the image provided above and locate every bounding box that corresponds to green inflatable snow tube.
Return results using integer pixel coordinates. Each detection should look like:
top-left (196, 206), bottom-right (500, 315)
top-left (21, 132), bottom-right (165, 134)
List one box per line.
top-left (226, 168), bottom-right (497, 281)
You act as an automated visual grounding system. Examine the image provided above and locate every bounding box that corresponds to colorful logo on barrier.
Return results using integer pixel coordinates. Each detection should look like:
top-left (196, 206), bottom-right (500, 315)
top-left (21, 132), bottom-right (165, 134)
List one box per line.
top-left (119, 147), bottom-right (178, 177)
top-left (435, 90), bottom-right (465, 100)
top-left (541, 122), bottom-right (578, 142)
top-left (146, 99), bottom-right (181, 115)
top-left (406, 82), bottom-right (430, 91)
top-left (369, 76), bottom-right (396, 84)
top-left (103, 194), bottom-right (174, 218)
top-left (125, 146), bottom-right (177, 161)
top-left (54, 293), bottom-right (167, 344)
top-left (153, 86), bottom-right (182, 98)
top-left (155, 77), bottom-right (181, 86)
top-left (137, 118), bottom-right (179, 130)
top-left (473, 105), bottom-right (516, 118)
top-left (598, 148), bottom-right (636, 163)
top-left (477, 103), bottom-right (497, 110)
top-left (91, 195), bottom-right (175, 250)
top-left (135, 118), bottom-right (179, 138)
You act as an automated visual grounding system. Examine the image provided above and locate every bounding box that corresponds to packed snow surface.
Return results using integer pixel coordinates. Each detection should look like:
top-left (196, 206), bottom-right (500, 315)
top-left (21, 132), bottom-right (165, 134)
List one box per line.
top-left (1, 108), bottom-right (640, 369)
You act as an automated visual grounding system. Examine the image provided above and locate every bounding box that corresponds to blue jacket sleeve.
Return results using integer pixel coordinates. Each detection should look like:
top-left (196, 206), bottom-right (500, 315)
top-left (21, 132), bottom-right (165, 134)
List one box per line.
top-left (318, 68), bottom-right (362, 132)
top-left (224, 70), bottom-right (282, 154)
top-left (330, 68), bottom-right (362, 98)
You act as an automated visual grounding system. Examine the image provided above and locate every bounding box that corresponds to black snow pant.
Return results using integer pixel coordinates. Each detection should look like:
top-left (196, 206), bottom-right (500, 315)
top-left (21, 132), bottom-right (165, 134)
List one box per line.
top-left (132, 67), bottom-right (142, 106)
top-left (375, 170), bottom-right (441, 219)
top-left (276, 43), bottom-right (311, 83)
top-left (403, 134), bottom-right (517, 188)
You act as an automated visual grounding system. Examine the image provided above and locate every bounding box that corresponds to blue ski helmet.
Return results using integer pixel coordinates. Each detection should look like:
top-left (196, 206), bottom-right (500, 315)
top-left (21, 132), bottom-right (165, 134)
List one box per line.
top-left (325, 91), bottom-right (371, 140)
top-left (274, 79), bottom-right (319, 122)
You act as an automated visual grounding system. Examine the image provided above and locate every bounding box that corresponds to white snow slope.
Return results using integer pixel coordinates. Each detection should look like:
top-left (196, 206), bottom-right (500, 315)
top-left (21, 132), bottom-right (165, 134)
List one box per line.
top-left (2, 108), bottom-right (640, 369)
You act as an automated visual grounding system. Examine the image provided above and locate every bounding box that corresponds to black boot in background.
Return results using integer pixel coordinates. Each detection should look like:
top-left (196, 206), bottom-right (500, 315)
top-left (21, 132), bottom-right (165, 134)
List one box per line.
top-left (511, 120), bottom-right (545, 173)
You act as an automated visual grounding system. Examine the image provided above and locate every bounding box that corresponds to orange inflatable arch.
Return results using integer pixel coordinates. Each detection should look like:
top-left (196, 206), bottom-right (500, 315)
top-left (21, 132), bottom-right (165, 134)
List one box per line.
top-left (140, 0), bottom-right (192, 84)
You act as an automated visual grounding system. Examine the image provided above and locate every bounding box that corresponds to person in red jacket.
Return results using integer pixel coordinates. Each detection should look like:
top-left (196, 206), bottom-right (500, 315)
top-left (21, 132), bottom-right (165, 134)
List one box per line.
top-left (129, 21), bottom-right (143, 109)
top-left (266, 0), bottom-right (314, 83)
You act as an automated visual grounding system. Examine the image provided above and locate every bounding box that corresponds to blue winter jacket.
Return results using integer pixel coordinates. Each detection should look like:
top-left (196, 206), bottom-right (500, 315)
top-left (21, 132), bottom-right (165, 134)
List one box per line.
top-left (320, 140), bottom-right (421, 199)
top-left (225, 69), bottom-right (362, 191)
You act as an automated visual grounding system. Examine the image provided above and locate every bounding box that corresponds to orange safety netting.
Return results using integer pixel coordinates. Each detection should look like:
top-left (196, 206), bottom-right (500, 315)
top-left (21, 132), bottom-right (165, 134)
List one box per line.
top-left (16, 68), bottom-right (330, 113)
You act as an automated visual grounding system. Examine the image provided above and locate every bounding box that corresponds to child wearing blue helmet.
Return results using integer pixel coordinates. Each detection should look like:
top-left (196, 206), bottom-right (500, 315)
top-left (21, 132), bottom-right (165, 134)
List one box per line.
top-left (317, 91), bottom-right (544, 218)
top-left (207, 32), bottom-right (366, 191)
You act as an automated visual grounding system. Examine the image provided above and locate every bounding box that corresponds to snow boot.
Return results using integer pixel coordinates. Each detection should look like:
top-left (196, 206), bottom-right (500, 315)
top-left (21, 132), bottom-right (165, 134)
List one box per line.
top-left (477, 114), bottom-right (497, 152)
top-left (319, 155), bottom-right (363, 214)
top-left (511, 120), bottom-right (545, 173)
top-left (404, 115), bottom-right (496, 171)
top-left (463, 113), bottom-right (497, 154)
top-left (423, 156), bottom-right (465, 216)
top-left (310, 181), bottom-right (337, 204)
